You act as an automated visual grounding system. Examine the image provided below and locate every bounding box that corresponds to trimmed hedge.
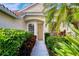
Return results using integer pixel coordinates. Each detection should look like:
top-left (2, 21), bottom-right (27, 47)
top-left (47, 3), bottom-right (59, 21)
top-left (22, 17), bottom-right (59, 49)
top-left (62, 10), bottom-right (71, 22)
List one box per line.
top-left (45, 33), bottom-right (50, 39)
top-left (0, 28), bottom-right (33, 56)
top-left (45, 33), bottom-right (50, 44)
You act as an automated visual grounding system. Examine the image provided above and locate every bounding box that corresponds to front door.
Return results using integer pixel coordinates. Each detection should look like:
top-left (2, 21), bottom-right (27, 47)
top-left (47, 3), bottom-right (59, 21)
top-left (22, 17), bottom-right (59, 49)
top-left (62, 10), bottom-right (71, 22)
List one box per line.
top-left (37, 22), bottom-right (43, 40)
top-left (27, 21), bottom-right (43, 40)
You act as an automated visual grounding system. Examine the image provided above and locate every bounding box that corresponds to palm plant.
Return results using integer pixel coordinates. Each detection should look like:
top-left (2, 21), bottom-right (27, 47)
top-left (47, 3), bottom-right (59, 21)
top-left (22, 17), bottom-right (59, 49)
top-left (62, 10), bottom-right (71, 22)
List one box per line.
top-left (44, 3), bottom-right (79, 33)
top-left (44, 3), bottom-right (79, 56)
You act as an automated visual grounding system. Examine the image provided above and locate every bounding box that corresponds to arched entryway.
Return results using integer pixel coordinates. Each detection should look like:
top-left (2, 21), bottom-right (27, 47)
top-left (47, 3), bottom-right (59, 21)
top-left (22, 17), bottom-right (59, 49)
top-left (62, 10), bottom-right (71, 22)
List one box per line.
top-left (25, 19), bottom-right (44, 40)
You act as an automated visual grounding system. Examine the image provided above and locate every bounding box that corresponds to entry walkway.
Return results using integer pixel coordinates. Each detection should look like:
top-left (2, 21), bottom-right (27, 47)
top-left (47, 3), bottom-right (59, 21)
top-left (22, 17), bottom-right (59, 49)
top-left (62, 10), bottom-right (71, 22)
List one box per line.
top-left (31, 40), bottom-right (49, 56)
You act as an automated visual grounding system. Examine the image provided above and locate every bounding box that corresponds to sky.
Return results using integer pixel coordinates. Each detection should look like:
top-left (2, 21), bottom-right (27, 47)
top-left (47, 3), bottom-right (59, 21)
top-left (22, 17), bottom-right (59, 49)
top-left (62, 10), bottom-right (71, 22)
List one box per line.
top-left (3, 3), bottom-right (32, 11)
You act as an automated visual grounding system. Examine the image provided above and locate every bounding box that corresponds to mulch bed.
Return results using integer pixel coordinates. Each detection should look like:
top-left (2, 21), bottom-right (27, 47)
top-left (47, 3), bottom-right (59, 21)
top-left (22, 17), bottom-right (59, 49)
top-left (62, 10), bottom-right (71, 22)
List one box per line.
top-left (19, 35), bottom-right (36, 56)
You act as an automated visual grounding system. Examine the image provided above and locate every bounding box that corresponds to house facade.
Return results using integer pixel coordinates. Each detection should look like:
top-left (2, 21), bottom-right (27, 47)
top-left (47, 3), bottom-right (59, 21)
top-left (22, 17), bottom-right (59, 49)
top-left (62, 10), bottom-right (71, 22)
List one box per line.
top-left (0, 4), bottom-right (25, 30)
top-left (0, 3), bottom-right (74, 41)
top-left (17, 3), bottom-right (49, 40)
top-left (0, 3), bottom-right (49, 41)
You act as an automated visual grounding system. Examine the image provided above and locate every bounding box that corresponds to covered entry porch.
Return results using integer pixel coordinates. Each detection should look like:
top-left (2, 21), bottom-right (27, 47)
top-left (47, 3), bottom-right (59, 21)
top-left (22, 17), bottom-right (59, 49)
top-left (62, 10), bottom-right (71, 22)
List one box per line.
top-left (24, 19), bottom-right (49, 56)
top-left (23, 13), bottom-right (46, 41)
top-left (23, 12), bottom-right (49, 56)
top-left (25, 19), bottom-right (44, 41)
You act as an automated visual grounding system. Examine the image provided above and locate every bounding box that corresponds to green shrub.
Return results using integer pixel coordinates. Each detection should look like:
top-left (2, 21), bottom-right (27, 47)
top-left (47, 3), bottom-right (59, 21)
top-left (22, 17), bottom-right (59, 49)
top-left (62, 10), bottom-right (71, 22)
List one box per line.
top-left (45, 33), bottom-right (50, 44)
top-left (45, 33), bottom-right (50, 39)
top-left (46, 36), bottom-right (67, 55)
top-left (0, 28), bottom-right (33, 56)
top-left (46, 35), bottom-right (79, 56)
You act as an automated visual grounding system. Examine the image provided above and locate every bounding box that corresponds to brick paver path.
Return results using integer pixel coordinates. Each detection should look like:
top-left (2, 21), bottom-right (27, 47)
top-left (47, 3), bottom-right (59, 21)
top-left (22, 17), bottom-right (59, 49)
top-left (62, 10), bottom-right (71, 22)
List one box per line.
top-left (31, 40), bottom-right (49, 56)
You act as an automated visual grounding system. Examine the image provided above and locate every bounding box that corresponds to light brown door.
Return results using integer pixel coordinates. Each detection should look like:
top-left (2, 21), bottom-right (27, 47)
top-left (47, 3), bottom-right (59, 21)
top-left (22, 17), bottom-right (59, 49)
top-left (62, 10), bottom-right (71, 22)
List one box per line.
top-left (37, 22), bottom-right (43, 40)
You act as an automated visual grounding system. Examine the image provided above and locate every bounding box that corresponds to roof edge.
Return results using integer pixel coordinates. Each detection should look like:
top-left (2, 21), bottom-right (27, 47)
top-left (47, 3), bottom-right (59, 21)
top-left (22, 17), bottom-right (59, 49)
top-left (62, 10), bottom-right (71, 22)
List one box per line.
top-left (0, 4), bottom-right (18, 18)
top-left (18, 3), bottom-right (38, 13)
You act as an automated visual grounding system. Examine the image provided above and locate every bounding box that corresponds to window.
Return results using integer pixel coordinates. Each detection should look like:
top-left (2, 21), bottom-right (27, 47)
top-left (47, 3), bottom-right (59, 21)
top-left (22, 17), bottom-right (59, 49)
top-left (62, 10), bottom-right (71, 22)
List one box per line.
top-left (28, 24), bottom-right (34, 34)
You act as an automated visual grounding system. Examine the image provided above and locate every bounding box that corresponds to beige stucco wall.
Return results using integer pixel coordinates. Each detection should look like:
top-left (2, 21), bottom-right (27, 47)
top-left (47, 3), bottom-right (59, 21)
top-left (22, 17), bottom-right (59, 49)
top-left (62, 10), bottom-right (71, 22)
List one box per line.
top-left (22, 4), bottom-right (44, 12)
top-left (24, 15), bottom-right (48, 40)
top-left (24, 15), bottom-right (45, 21)
top-left (0, 12), bottom-right (26, 30)
top-left (24, 15), bottom-right (49, 33)
top-left (21, 3), bottom-right (49, 33)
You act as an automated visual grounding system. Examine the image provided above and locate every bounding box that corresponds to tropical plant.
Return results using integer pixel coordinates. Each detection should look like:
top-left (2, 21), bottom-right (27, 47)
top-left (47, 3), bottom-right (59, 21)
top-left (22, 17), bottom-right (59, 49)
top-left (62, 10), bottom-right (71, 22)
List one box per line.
top-left (44, 3), bottom-right (79, 56)
top-left (44, 3), bottom-right (79, 33)
top-left (46, 35), bottom-right (79, 56)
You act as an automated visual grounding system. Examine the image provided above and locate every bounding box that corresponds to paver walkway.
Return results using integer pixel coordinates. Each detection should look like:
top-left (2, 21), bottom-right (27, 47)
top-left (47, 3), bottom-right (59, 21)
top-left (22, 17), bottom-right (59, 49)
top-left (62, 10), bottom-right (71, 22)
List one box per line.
top-left (31, 40), bottom-right (49, 56)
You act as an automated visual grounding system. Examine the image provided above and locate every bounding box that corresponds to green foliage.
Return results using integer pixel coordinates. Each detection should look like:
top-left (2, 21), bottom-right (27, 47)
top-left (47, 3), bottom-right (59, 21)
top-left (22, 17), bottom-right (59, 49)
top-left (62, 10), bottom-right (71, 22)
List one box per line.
top-left (46, 36), bottom-right (79, 56)
top-left (0, 28), bottom-right (33, 56)
top-left (44, 3), bottom-right (79, 56)
top-left (45, 33), bottom-right (50, 44)
top-left (44, 3), bottom-right (79, 32)
top-left (45, 33), bottom-right (50, 39)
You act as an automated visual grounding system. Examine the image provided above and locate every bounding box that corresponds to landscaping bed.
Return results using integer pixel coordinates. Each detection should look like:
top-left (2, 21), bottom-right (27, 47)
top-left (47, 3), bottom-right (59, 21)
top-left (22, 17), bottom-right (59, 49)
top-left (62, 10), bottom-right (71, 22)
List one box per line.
top-left (0, 28), bottom-right (36, 56)
top-left (19, 35), bottom-right (36, 56)
top-left (46, 35), bottom-right (79, 56)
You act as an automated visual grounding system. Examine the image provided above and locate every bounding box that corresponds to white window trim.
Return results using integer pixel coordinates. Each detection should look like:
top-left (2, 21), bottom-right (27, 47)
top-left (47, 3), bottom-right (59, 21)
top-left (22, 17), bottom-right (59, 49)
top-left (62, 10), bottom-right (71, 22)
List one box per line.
top-left (27, 21), bottom-right (37, 36)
